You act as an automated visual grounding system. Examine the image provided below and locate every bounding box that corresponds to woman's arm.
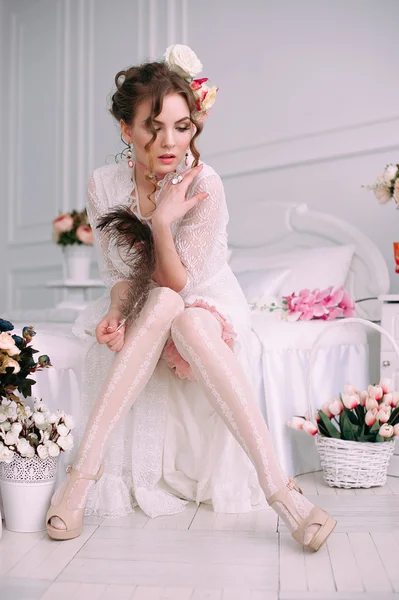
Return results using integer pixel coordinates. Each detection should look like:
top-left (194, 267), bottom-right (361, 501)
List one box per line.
top-left (151, 219), bottom-right (188, 292)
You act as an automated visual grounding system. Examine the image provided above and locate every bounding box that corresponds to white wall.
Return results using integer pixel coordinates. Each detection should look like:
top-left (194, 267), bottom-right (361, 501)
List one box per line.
top-left (1, 0), bottom-right (399, 316)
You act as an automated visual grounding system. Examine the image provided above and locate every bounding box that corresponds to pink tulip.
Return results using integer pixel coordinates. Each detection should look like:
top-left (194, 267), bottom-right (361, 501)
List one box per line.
top-left (287, 416), bottom-right (306, 430)
top-left (365, 397), bottom-right (379, 411)
top-left (377, 406), bottom-right (391, 423)
top-left (342, 393), bottom-right (360, 410)
top-left (381, 393), bottom-right (395, 407)
top-left (53, 214), bottom-right (74, 233)
top-left (368, 385), bottom-right (383, 401)
top-left (329, 398), bottom-right (344, 416)
top-left (365, 408), bottom-right (378, 426)
top-left (393, 392), bottom-right (399, 407)
top-left (393, 424), bottom-right (399, 436)
top-left (379, 424), bottom-right (394, 438)
top-left (344, 383), bottom-right (357, 395)
top-left (380, 378), bottom-right (392, 394)
top-left (359, 391), bottom-right (368, 407)
top-left (302, 420), bottom-right (318, 436)
top-left (321, 402), bottom-right (334, 419)
top-left (76, 225), bottom-right (93, 245)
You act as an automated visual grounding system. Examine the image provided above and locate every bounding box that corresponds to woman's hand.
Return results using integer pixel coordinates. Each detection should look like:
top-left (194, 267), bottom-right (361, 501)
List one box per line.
top-left (152, 164), bottom-right (209, 226)
top-left (96, 308), bottom-right (126, 352)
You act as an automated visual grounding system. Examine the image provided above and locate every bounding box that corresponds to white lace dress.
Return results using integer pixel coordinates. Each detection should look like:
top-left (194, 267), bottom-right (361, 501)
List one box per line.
top-left (73, 155), bottom-right (268, 518)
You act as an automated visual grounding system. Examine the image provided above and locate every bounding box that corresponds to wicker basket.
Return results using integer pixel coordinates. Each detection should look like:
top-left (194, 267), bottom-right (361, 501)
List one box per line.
top-left (307, 317), bottom-right (397, 488)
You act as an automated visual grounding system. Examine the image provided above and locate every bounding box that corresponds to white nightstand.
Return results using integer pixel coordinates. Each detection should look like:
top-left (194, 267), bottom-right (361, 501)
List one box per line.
top-left (380, 294), bottom-right (399, 477)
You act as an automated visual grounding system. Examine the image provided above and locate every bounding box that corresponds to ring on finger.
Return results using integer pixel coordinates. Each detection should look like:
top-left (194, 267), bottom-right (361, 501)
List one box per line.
top-left (171, 174), bottom-right (184, 185)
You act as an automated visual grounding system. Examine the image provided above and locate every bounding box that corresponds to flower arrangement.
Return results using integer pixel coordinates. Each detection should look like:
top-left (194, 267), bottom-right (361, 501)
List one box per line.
top-left (288, 379), bottom-right (399, 443)
top-left (0, 319), bottom-right (51, 403)
top-left (251, 286), bottom-right (356, 321)
top-left (163, 44), bottom-right (218, 122)
top-left (0, 398), bottom-right (75, 463)
top-left (52, 209), bottom-right (93, 246)
top-left (363, 163), bottom-right (399, 206)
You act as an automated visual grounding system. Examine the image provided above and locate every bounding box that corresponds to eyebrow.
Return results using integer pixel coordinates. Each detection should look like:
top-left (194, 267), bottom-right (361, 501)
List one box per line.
top-left (144, 117), bottom-right (191, 125)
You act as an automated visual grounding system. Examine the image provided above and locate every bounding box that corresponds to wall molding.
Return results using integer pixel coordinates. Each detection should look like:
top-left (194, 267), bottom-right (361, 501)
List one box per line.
top-left (207, 114), bottom-right (399, 179)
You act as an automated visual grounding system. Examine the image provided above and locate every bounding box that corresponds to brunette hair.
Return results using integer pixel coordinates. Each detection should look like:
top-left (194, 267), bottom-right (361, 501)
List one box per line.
top-left (109, 61), bottom-right (203, 205)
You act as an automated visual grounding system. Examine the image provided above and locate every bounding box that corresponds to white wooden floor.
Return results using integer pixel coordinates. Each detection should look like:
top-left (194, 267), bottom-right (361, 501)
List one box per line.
top-left (1, 472), bottom-right (399, 600)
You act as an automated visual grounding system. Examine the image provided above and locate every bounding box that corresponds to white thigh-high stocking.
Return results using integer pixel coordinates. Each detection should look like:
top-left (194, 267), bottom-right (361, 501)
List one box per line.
top-left (170, 307), bottom-right (320, 543)
top-left (50, 287), bottom-right (184, 530)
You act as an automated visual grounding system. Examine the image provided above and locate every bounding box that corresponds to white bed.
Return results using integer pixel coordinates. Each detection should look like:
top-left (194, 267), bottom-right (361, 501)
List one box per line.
top-left (228, 201), bottom-right (390, 476)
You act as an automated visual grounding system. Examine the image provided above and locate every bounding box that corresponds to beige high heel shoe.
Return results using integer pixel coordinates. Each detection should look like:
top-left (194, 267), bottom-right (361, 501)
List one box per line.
top-left (267, 477), bottom-right (337, 552)
top-left (46, 462), bottom-right (104, 541)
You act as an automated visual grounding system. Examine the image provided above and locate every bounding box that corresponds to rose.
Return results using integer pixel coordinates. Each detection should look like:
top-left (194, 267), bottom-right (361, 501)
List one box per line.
top-left (164, 44), bottom-right (203, 79)
top-left (57, 423), bottom-right (69, 437)
top-left (57, 434), bottom-right (74, 451)
top-left (0, 443), bottom-right (14, 463)
top-left (374, 186), bottom-right (392, 204)
top-left (394, 179), bottom-right (399, 206)
top-left (302, 420), bottom-right (318, 436)
top-left (47, 441), bottom-right (60, 457)
top-left (379, 424), bottom-right (394, 438)
top-left (287, 416), bottom-right (305, 430)
top-left (63, 415), bottom-right (75, 429)
top-left (0, 355), bottom-right (20, 374)
top-left (383, 164), bottom-right (398, 184)
top-left (37, 444), bottom-right (49, 459)
top-left (53, 213), bottom-right (74, 233)
top-left (76, 225), bottom-right (93, 245)
top-left (201, 86), bottom-right (218, 111)
top-left (0, 332), bottom-right (20, 356)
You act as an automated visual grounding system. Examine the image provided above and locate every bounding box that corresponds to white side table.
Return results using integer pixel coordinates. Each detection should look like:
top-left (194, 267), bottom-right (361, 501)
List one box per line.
top-left (380, 294), bottom-right (399, 476)
top-left (46, 279), bottom-right (105, 311)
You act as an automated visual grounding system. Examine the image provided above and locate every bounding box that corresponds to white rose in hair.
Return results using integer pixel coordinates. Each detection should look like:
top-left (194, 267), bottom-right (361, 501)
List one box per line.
top-left (63, 415), bottom-right (75, 430)
top-left (37, 444), bottom-right (49, 459)
top-left (47, 441), bottom-right (60, 457)
top-left (16, 438), bottom-right (31, 456)
top-left (57, 423), bottom-right (69, 437)
top-left (57, 434), bottom-right (74, 452)
top-left (164, 44), bottom-right (203, 79)
top-left (0, 443), bottom-right (14, 463)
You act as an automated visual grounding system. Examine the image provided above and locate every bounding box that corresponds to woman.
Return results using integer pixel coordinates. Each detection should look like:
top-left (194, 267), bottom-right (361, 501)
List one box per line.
top-left (46, 45), bottom-right (336, 551)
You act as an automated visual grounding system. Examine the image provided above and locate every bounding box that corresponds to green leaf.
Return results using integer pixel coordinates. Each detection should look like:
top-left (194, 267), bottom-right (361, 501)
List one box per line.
top-left (340, 409), bottom-right (356, 441)
top-left (318, 411), bottom-right (340, 439)
top-left (389, 407), bottom-right (399, 427)
top-left (357, 434), bottom-right (377, 442)
top-left (346, 408), bottom-right (359, 426)
top-left (370, 420), bottom-right (380, 434)
top-left (354, 404), bottom-right (365, 426)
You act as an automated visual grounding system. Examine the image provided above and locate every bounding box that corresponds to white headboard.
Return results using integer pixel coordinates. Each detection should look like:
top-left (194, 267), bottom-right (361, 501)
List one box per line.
top-left (227, 202), bottom-right (389, 320)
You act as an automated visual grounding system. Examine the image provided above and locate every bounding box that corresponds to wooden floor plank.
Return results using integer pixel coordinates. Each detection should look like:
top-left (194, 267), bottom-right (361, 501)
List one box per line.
top-left (348, 532), bottom-right (393, 592)
top-left (279, 533), bottom-right (307, 593)
top-left (371, 532), bottom-right (399, 592)
top-left (326, 532), bottom-right (364, 592)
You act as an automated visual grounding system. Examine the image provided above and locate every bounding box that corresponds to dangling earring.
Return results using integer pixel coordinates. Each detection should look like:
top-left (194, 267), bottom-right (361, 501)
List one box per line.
top-left (127, 143), bottom-right (134, 168)
top-left (185, 149), bottom-right (191, 166)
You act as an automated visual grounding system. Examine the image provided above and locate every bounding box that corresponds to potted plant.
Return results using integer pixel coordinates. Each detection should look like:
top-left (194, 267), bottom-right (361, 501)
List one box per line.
top-left (0, 318), bottom-right (75, 532)
top-left (52, 209), bottom-right (94, 281)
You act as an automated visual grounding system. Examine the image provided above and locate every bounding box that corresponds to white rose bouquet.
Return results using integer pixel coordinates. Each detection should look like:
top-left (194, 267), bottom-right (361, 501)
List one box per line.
top-left (0, 398), bottom-right (75, 463)
top-left (363, 163), bottom-right (399, 206)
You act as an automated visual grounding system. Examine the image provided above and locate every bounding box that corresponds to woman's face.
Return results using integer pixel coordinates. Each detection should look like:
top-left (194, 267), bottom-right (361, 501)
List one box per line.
top-left (121, 93), bottom-right (193, 177)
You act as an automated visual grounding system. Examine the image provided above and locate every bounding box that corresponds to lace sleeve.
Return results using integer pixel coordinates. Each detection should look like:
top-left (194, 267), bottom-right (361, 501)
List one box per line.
top-left (175, 172), bottom-right (228, 299)
top-left (86, 174), bottom-right (130, 290)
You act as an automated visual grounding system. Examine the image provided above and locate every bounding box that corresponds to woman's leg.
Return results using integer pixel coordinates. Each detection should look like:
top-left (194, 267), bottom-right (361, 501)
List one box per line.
top-left (170, 307), bottom-right (324, 545)
top-left (50, 287), bottom-right (184, 530)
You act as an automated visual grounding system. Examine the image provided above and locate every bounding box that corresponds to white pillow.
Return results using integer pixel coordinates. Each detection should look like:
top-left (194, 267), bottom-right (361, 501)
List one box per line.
top-left (230, 245), bottom-right (355, 294)
top-left (235, 268), bottom-right (291, 304)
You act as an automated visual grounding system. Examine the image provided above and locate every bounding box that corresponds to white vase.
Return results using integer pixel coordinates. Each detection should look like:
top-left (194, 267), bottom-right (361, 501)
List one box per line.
top-left (63, 244), bottom-right (92, 281)
top-left (0, 454), bottom-right (58, 532)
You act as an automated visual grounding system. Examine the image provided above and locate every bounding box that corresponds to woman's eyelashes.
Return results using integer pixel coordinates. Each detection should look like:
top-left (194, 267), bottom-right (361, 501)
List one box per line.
top-left (150, 126), bottom-right (190, 132)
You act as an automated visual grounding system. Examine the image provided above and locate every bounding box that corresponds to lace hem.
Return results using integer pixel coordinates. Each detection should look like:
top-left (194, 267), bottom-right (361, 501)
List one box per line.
top-left (84, 472), bottom-right (136, 519)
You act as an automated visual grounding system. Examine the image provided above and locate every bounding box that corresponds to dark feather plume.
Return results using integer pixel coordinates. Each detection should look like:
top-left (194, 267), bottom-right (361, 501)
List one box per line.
top-left (97, 206), bottom-right (155, 329)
